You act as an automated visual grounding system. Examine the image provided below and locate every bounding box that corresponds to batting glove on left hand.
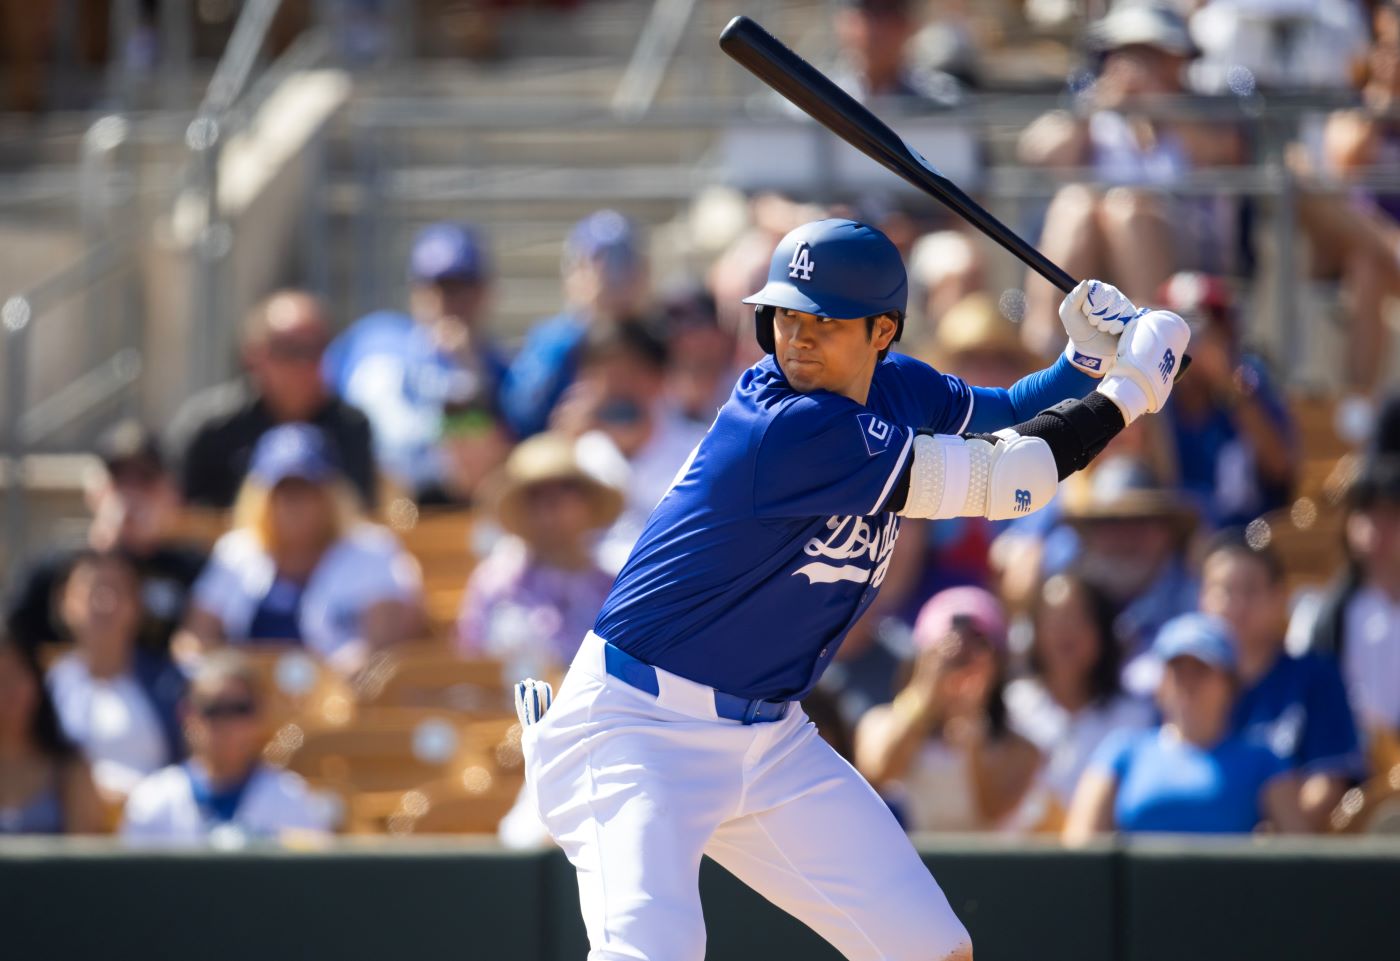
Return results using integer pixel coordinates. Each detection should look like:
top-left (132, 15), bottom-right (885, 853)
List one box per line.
top-left (1059, 279), bottom-right (1140, 376)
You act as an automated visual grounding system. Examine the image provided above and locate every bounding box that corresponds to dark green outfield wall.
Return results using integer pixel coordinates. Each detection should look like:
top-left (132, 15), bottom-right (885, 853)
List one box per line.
top-left (2, 837), bottom-right (1396, 960)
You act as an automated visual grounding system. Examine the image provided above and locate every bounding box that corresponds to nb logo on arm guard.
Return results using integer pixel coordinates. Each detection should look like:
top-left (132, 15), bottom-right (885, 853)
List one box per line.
top-left (787, 242), bottom-right (816, 281)
top-left (1158, 349), bottom-right (1176, 383)
top-left (1014, 489), bottom-right (1032, 513)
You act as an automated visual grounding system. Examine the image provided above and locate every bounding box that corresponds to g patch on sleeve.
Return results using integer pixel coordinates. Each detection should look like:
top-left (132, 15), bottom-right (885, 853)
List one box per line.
top-left (857, 412), bottom-right (892, 456)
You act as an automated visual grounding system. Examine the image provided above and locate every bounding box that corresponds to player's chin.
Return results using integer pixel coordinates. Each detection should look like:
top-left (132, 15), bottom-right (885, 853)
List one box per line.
top-left (781, 356), bottom-right (824, 388)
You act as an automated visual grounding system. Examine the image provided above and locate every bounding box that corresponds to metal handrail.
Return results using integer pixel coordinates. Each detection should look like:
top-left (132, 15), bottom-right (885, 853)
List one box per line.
top-left (611, 0), bottom-right (701, 119)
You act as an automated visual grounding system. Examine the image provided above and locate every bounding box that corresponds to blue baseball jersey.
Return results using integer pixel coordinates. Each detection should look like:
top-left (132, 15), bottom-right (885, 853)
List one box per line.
top-left (1232, 652), bottom-right (1362, 778)
top-left (594, 351), bottom-right (973, 701)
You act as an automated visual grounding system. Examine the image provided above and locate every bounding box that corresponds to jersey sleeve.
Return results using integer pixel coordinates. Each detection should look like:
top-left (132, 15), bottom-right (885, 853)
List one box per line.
top-left (883, 352), bottom-right (974, 433)
top-left (752, 395), bottom-right (915, 518)
top-left (1087, 727), bottom-right (1138, 782)
top-left (1298, 655), bottom-right (1364, 777)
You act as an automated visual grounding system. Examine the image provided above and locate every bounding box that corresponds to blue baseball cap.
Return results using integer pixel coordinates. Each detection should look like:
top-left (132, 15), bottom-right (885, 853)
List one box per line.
top-left (249, 424), bottom-right (339, 487)
top-left (1152, 613), bottom-right (1236, 673)
top-left (409, 222), bottom-right (490, 284)
top-left (565, 210), bottom-right (641, 277)
top-left (743, 218), bottom-right (908, 321)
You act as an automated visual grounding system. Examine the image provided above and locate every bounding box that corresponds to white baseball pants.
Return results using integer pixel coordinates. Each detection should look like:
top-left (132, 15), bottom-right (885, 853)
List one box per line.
top-left (522, 631), bottom-right (971, 961)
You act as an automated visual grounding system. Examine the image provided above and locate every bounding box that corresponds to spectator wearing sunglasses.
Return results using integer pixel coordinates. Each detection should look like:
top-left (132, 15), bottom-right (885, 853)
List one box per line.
top-left (458, 432), bottom-right (623, 680)
top-left (166, 290), bottom-right (377, 512)
top-left (121, 651), bottom-right (332, 845)
top-left (178, 424), bottom-right (424, 675)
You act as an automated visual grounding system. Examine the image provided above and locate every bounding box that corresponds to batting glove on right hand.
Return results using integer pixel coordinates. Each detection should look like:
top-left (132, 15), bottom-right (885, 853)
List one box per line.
top-left (1059, 279), bottom-right (1140, 376)
top-left (1096, 309), bottom-right (1190, 423)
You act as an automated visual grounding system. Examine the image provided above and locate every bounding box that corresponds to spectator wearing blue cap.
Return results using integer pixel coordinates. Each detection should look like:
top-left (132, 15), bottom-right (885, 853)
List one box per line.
top-left (324, 221), bottom-right (509, 497)
top-left (167, 291), bottom-right (378, 512)
top-left (1063, 613), bottom-right (1309, 841)
top-left (177, 424), bottom-right (424, 675)
top-left (1200, 530), bottom-right (1361, 831)
top-left (499, 210), bottom-right (651, 439)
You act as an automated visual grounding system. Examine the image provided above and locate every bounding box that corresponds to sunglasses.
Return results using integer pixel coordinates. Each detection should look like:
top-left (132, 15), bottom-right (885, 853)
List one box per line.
top-left (197, 699), bottom-right (257, 721)
top-left (265, 340), bottom-right (326, 363)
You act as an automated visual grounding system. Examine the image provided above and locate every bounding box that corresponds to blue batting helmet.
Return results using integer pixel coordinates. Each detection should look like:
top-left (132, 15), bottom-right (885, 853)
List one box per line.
top-left (742, 218), bottom-right (908, 354)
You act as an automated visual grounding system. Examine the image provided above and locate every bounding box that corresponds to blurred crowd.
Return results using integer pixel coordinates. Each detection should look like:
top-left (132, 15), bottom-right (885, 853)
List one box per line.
top-left (5, 0), bottom-right (1400, 847)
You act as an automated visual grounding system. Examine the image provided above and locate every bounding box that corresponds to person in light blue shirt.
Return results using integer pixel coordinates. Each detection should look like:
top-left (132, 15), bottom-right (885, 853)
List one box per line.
top-left (1064, 613), bottom-right (1310, 840)
top-left (498, 210), bottom-right (651, 438)
top-left (1199, 528), bottom-right (1362, 830)
top-left (323, 222), bottom-right (507, 495)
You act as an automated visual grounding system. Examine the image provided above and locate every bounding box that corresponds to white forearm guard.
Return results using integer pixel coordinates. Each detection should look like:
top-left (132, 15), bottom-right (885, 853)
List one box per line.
top-left (897, 430), bottom-right (1059, 521)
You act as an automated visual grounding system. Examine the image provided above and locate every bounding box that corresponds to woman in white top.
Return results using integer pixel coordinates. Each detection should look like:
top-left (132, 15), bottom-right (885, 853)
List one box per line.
top-left (1006, 574), bottom-right (1154, 817)
top-left (856, 587), bottom-right (1044, 833)
top-left (179, 424), bottom-right (424, 674)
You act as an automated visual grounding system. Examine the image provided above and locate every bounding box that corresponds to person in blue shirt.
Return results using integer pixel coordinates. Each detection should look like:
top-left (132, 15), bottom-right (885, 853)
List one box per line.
top-left (1199, 528), bottom-right (1362, 829)
top-left (497, 210), bottom-right (651, 438)
top-left (323, 222), bottom-right (508, 496)
top-left (519, 218), bottom-right (1189, 961)
top-left (1157, 272), bottom-right (1296, 528)
top-left (1064, 613), bottom-right (1310, 840)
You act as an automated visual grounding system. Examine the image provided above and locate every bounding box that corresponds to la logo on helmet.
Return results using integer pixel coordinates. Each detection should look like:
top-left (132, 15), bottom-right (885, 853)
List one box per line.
top-left (787, 242), bottom-right (815, 281)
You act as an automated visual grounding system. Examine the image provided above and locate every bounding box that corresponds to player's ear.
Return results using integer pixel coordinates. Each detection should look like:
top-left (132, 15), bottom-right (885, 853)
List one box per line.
top-left (870, 312), bottom-right (899, 350)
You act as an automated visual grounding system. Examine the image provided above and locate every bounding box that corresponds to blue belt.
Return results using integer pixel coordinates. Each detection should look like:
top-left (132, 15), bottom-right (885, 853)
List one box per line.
top-left (603, 642), bottom-right (792, 725)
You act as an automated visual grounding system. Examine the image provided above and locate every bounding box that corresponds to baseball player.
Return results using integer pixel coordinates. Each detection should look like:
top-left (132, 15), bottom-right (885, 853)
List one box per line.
top-left (517, 218), bottom-right (1188, 961)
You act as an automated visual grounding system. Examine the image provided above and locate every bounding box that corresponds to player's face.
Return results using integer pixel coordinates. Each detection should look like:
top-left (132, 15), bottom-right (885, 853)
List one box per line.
top-left (772, 308), bottom-right (896, 404)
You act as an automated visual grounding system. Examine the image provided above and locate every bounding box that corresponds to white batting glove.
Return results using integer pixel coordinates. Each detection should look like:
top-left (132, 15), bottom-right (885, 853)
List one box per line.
top-left (514, 678), bottom-right (554, 727)
top-left (1059, 279), bottom-right (1139, 376)
top-left (1096, 309), bottom-right (1191, 423)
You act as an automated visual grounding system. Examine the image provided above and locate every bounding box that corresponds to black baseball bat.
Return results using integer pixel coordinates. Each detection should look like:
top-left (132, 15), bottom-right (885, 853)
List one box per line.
top-left (720, 14), bottom-right (1074, 292)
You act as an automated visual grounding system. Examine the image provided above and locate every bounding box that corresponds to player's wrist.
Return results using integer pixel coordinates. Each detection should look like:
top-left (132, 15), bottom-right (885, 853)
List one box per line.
top-left (1096, 374), bottom-right (1150, 424)
top-left (1063, 338), bottom-right (1110, 378)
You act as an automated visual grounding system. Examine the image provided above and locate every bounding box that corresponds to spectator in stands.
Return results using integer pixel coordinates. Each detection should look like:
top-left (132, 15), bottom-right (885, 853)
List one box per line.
top-left (1200, 530), bottom-right (1360, 830)
top-left (1189, 0), bottom-right (1368, 93)
top-left (855, 588), bottom-right (1045, 833)
top-left (426, 390), bottom-right (514, 508)
top-left (1017, 2), bottom-right (1245, 358)
top-left (830, 0), bottom-right (962, 109)
top-left (659, 287), bottom-right (735, 426)
top-left (1061, 457), bottom-right (1200, 694)
top-left (1006, 574), bottom-right (1154, 817)
top-left (1157, 273), bottom-right (1296, 528)
top-left (499, 210), bottom-right (650, 438)
top-left (458, 432), bottom-right (621, 681)
top-left (5, 420), bottom-right (205, 657)
top-left (0, 631), bottom-right (105, 834)
top-left (553, 323), bottom-right (707, 575)
top-left (907, 230), bottom-right (985, 346)
top-left (47, 551), bottom-right (186, 802)
top-left (324, 222), bottom-right (507, 498)
top-left (122, 651), bottom-right (332, 845)
top-left (1064, 614), bottom-right (1309, 840)
top-left (178, 424), bottom-right (423, 675)
top-left (1296, 456), bottom-right (1400, 769)
top-left (168, 290), bottom-right (377, 510)
top-left (1293, 2), bottom-right (1400, 397)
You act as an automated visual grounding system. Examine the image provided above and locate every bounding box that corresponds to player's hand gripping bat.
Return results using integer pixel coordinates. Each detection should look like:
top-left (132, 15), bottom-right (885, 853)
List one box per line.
top-left (718, 14), bottom-right (1189, 379)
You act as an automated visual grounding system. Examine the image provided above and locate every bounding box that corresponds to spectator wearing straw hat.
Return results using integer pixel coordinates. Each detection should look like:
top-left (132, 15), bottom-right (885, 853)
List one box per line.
top-left (1060, 456), bottom-right (1200, 695)
top-left (457, 432), bottom-right (622, 682)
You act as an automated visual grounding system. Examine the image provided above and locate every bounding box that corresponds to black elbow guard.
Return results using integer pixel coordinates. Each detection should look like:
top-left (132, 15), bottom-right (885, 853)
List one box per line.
top-left (982, 392), bottom-right (1127, 481)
